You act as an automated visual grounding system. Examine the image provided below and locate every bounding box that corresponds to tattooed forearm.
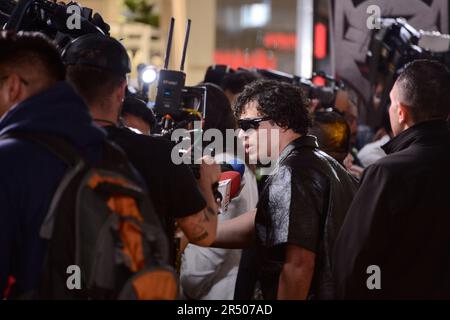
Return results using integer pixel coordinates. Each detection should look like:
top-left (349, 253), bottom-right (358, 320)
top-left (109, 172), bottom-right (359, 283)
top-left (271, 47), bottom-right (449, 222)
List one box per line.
top-left (177, 204), bottom-right (218, 246)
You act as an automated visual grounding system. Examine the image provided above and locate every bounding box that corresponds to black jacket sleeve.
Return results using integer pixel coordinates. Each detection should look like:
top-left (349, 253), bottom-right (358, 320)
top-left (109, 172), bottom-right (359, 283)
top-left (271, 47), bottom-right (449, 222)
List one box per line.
top-left (333, 164), bottom-right (393, 299)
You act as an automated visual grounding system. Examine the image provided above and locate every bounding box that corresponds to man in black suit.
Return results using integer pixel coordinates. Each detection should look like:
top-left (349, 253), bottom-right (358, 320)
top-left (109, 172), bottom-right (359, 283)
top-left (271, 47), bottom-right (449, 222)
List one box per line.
top-left (334, 60), bottom-right (450, 299)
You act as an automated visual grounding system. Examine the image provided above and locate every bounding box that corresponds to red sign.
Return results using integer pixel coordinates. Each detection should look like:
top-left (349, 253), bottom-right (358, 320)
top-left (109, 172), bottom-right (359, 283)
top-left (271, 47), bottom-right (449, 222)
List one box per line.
top-left (263, 32), bottom-right (297, 51)
top-left (214, 49), bottom-right (278, 70)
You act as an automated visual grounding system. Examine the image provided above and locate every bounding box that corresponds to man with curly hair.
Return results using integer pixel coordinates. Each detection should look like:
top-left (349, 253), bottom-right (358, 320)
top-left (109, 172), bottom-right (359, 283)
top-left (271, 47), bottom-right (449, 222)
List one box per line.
top-left (212, 80), bottom-right (358, 300)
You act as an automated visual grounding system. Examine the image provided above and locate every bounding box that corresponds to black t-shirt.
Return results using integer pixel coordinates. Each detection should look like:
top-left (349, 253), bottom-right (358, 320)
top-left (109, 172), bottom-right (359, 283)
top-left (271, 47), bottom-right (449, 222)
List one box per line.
top-left (104, 126), bottom-right (206, 261)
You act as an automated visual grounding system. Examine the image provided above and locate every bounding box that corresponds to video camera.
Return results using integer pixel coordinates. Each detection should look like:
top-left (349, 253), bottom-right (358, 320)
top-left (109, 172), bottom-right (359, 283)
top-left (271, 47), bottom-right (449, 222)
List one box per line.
top-left (1, 0), bottom-right (109, 48)
top-left (366, 18), bottom-right (450, 110)
top-left (153, 17), bottom-right (207, 137)
top-left (254, 68), bottom-right (344, 109)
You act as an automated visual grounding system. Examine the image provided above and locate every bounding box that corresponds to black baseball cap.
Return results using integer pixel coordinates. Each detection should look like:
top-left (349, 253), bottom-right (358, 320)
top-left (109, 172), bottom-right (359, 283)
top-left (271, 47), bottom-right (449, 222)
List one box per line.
top-left (62, 33), bottom-right (131, 75)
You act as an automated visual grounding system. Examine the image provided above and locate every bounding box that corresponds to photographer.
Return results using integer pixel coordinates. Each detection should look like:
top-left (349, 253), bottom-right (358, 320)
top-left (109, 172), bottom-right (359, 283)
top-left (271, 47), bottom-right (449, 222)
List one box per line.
top-left (64, 34), bottom-right (221, 265)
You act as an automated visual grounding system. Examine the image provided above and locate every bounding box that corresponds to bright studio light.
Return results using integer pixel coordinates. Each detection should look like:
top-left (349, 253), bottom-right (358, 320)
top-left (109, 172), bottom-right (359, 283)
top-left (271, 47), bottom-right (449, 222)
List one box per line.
top-left (141, 66), bottom-right (158, 84)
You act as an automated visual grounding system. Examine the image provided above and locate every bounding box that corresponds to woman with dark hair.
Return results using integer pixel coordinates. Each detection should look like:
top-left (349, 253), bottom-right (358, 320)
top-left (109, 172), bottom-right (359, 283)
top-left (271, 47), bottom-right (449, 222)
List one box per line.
top-left (180, 83), bottom-right (258, 300)
top-left (201, 83), bottom-right (238, 146)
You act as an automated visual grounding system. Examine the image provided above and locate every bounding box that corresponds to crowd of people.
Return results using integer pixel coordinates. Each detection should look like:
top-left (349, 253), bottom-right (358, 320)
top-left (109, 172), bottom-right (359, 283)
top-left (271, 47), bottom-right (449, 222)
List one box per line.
top-left (0, 30), bottom-right (449, 300)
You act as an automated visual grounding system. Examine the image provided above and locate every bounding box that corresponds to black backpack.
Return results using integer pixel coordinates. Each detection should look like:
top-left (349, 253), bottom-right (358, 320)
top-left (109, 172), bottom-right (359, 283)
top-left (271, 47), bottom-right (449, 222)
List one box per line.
top-left (3, 132), bottom-right (178, 300)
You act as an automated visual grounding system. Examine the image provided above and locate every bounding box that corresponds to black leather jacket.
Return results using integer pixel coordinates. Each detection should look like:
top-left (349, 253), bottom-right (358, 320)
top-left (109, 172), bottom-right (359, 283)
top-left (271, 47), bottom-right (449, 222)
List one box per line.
top-left (255, 136), bottom-right (358, 300)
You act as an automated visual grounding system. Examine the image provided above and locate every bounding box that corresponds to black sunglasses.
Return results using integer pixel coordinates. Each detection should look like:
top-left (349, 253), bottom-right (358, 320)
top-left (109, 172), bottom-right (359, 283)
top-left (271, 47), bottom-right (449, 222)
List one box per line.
top-left (238, 117), bottom-right (271, 131)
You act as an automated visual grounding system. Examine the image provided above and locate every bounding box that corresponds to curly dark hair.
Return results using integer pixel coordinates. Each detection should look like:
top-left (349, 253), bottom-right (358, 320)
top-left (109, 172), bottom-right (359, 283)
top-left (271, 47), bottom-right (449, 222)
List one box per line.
top-left (233, 79), bottom-right (312, 135)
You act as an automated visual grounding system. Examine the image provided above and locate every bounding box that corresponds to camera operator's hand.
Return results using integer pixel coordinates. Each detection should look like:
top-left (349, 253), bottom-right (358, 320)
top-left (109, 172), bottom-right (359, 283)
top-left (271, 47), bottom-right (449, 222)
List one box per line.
top-left (197, 156), bottom-right (221, 197)
top-left (198, 156), bottom-right (223, 218)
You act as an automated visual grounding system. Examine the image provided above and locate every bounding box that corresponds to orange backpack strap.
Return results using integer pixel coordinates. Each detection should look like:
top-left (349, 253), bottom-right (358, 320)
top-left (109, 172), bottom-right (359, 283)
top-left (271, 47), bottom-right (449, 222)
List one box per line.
top-left (88, 173), bottom-right (146, 272)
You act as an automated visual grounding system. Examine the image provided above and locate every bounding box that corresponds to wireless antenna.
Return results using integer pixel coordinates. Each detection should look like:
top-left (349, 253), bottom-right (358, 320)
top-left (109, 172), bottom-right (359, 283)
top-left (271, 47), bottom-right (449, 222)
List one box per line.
top-left (180, 19), bottom-right (192, 72)
top-left (163, 17), bottom-right (175, 70)
top-left (155, 19), bottom-right (192, 122)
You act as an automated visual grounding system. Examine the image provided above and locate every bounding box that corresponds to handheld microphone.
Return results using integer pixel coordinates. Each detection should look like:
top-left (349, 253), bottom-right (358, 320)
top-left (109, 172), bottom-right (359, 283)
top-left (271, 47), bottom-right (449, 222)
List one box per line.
top-left (218, 162), bottom-right (245, 212)
top-left (219, 171), bottom-right (241, 199)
